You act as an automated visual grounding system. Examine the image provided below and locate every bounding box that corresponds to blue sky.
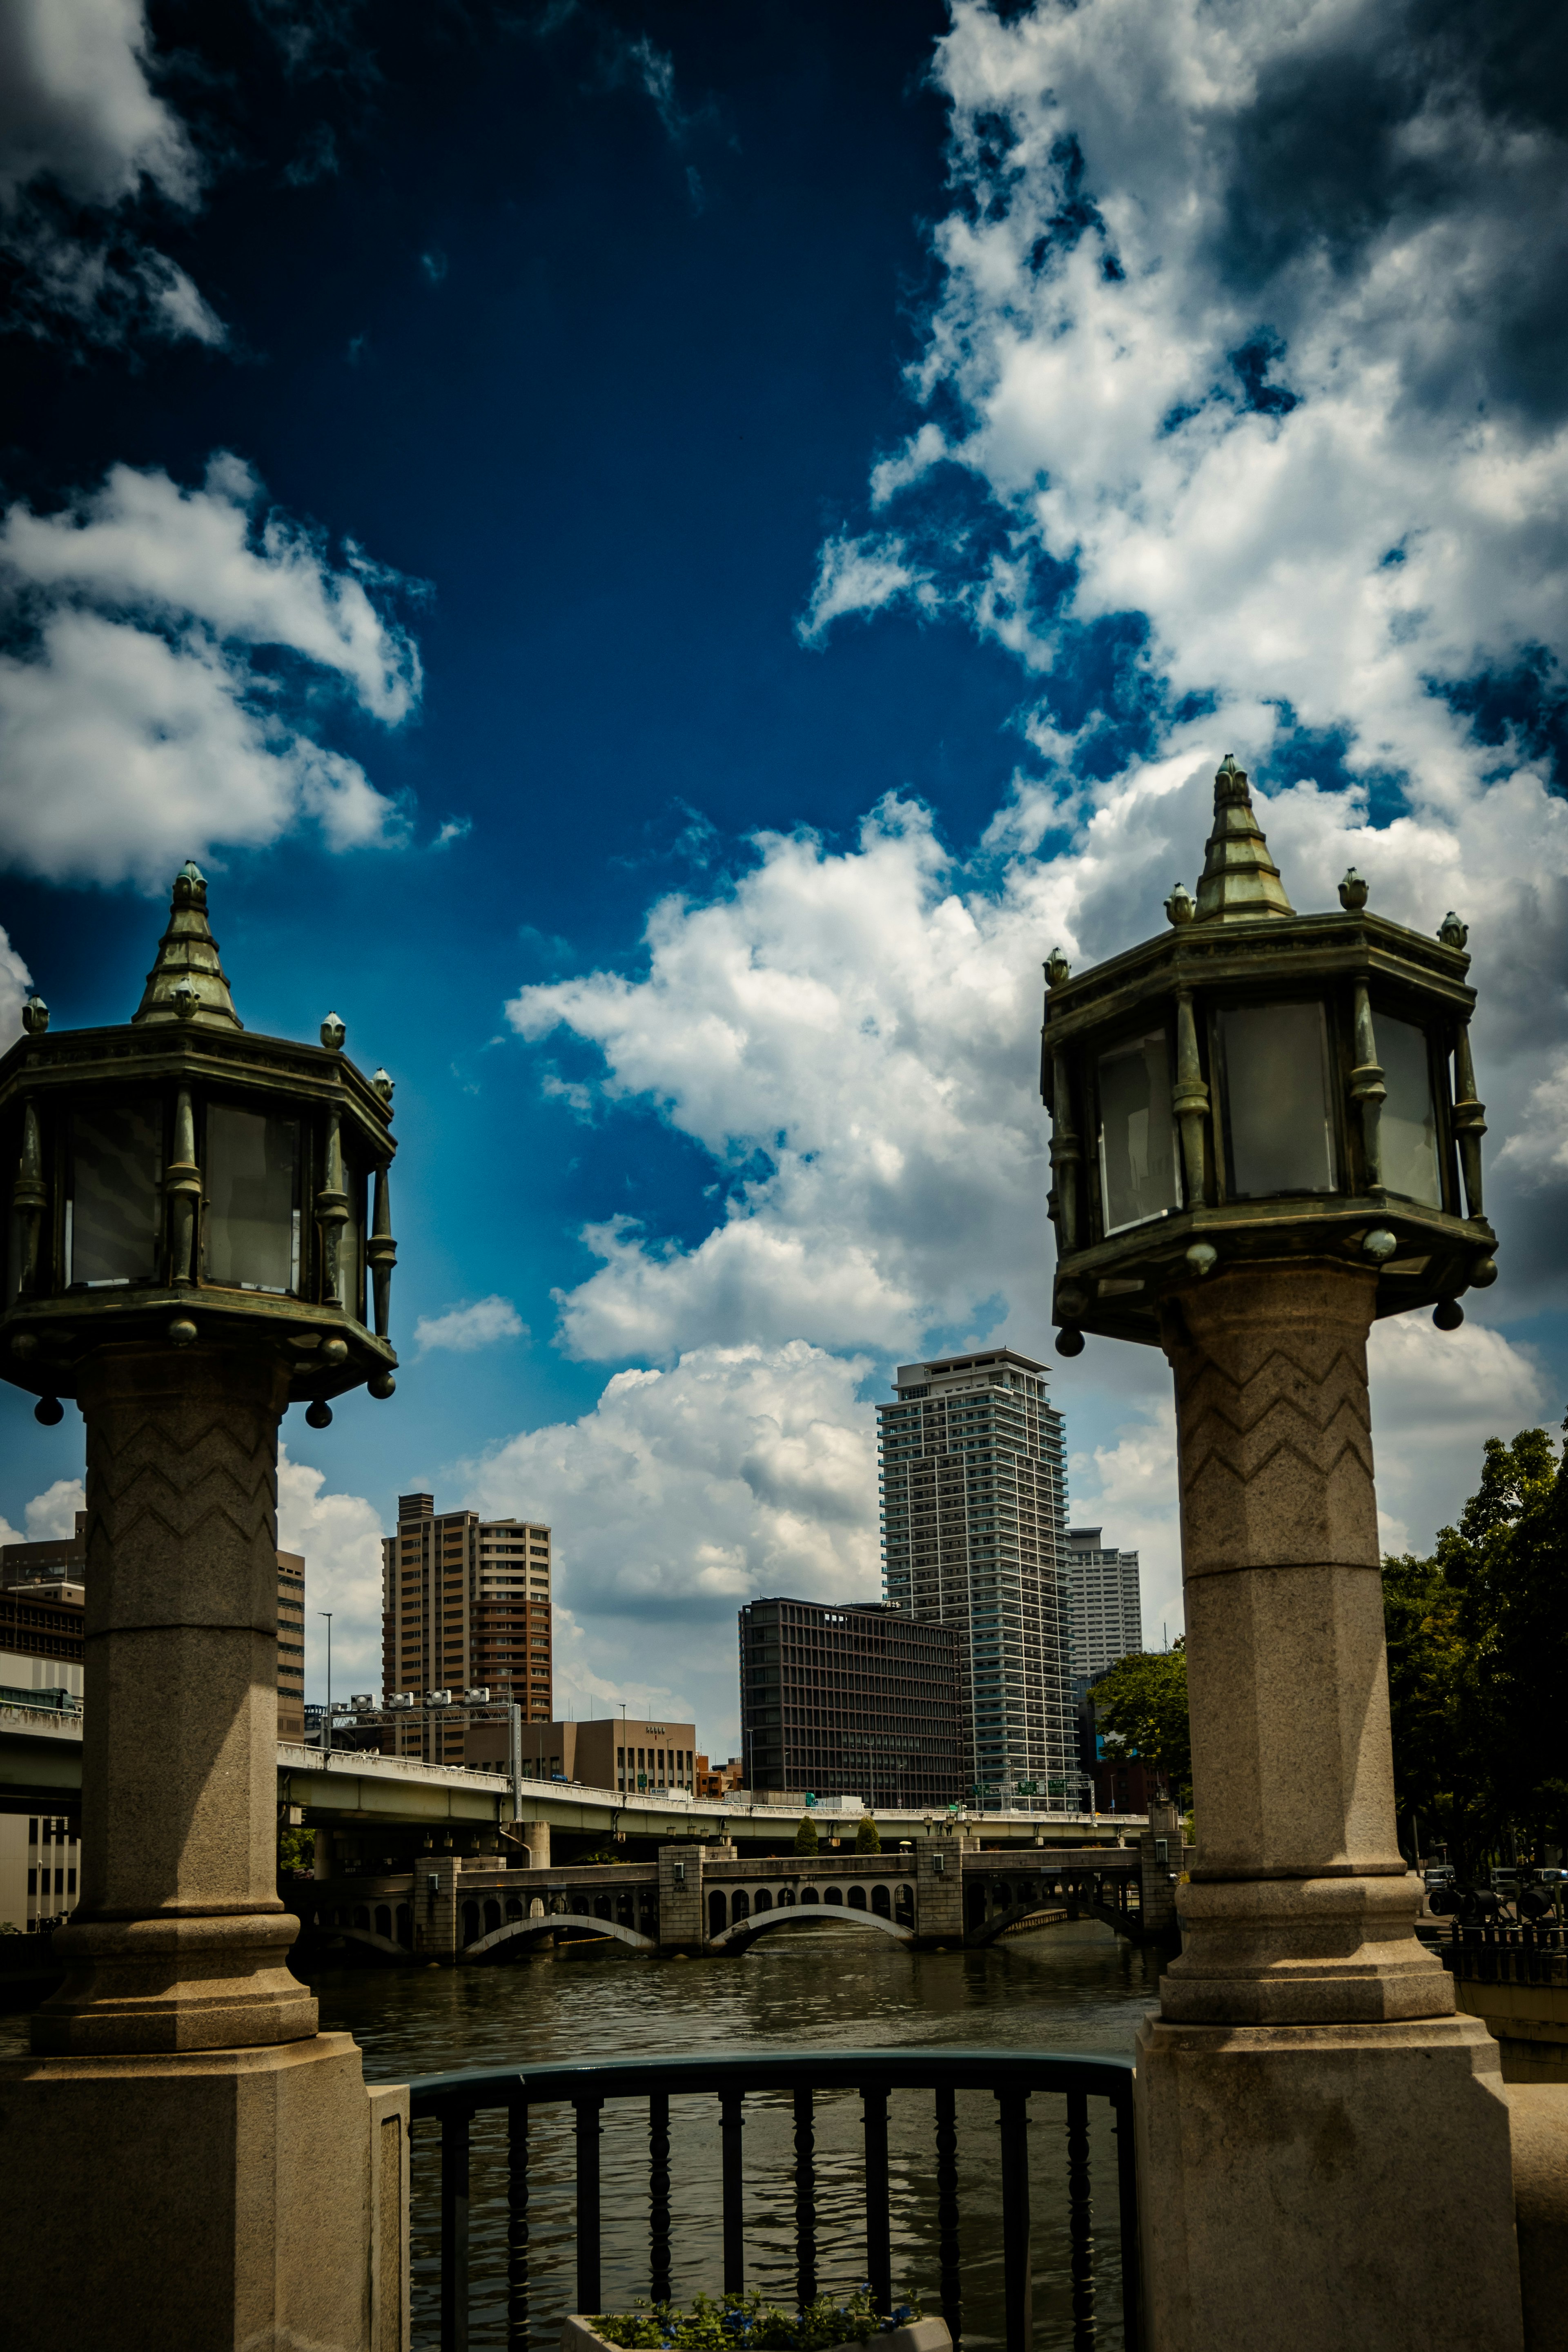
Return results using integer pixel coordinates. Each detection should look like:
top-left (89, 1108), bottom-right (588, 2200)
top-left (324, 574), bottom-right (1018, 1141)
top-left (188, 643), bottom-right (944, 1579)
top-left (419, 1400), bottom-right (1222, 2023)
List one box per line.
top-left (0, 0), bottom-right (1565, 1751)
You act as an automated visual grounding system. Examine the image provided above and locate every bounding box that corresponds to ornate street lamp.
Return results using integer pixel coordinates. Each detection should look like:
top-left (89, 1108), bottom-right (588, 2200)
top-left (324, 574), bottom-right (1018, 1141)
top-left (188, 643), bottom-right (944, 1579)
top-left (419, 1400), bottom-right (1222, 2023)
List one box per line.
top-left (1042, 755), bottom-right (1494, 1350)
top-left (1040, 759), bottom-right (1523, 2352)
top-left (1, 859), bottom-right (397, 1421)
top-left (0, 865), bottom-right (406, 2352)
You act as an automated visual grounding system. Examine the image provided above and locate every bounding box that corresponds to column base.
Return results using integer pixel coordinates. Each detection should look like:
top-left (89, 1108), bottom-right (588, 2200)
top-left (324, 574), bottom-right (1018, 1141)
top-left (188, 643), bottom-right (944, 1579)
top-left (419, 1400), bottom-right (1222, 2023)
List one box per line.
top-left (32, 1907), bottom-right (318, 2054)
top-left (1134, 2010), bottom-right (1524, 2352)
top-left (0, 2032), bottom-right (408, 2352)
top-left (1159, 1873), bottom-right (1454, 2025)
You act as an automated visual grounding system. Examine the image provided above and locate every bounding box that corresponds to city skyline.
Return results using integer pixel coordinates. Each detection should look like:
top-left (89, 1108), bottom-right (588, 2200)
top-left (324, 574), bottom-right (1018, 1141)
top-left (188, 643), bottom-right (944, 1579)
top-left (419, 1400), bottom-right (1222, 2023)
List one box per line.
top-left (0, 3), bottom-right (1561, 1758)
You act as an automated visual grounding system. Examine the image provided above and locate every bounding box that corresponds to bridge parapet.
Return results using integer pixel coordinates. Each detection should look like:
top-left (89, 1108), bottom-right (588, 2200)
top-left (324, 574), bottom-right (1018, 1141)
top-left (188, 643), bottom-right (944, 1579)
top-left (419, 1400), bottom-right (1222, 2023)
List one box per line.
top-left (293, 1838), bottom-right (1162, 1961)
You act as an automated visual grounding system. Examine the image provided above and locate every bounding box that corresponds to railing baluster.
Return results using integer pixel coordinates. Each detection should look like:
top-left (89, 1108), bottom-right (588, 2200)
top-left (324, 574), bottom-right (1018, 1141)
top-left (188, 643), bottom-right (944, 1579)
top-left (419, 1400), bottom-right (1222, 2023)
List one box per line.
top-left (409, 2048), bottom-right (1138, 2347)
top-left (650, 2090), bottom-right (673, 2306)
top-left (1115, 2090), bottom-right (1141, 2352)
top-left (935, 2085), bottom-right (962, 2348)
top-left (720, 2089), bottom-right (745, 2295)
top-left (440, 2107), bottom-right (470, 2352)
top-left (1067, 2087), bottom-right (1094, 2347)
top-left (996, 2086), bottom-right (1033, 2352)
top-left (793, 2085), bottom-right (817, 2307)
top-left (862, 2083), bottom-right (892, 2316)
top-left (575, 2094), bottom-right (604, 2316)
top-left (508, 2100), bottom-right (529, 2347)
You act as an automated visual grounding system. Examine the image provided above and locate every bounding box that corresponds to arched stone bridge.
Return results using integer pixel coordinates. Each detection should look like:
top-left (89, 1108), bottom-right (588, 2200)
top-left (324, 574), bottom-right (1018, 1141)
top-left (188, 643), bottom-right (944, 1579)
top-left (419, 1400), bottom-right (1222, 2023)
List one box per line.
top-left (297, 1833), bottom-right (1181, 1963)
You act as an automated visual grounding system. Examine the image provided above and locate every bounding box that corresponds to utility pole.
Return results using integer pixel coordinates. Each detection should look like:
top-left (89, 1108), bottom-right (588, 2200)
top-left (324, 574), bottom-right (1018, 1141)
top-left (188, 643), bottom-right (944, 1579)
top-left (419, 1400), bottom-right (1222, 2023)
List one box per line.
top-left (508, 1699), bottom-right (523, 1838)
top-left (318, 1611), bottom-right (333, 1755)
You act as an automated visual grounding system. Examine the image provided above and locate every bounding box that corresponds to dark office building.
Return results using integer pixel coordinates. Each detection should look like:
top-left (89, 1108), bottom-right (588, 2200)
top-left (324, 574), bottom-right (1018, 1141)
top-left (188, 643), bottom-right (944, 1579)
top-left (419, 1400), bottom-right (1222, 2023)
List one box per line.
top-left (738, 1597), bottom-right (964, 1809)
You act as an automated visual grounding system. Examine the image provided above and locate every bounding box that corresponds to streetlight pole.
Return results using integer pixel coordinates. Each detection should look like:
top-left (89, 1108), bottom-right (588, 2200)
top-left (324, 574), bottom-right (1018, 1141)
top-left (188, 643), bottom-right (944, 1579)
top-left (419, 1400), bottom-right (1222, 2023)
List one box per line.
top-left (318, 1611), bottom-right (333, 1755)
top-left (1042, 758), bottom-right (1520, 2351)
top-left (0, 863), bottom-right (405, 2351)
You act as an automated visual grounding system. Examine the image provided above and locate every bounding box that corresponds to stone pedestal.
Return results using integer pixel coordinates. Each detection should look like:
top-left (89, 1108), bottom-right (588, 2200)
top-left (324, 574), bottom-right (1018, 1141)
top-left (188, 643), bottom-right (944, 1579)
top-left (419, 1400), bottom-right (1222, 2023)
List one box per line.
top-left (1135, 1267), bottom-right (1523, 2350)
top-left (0, 1345), bottom-right (408, 2352)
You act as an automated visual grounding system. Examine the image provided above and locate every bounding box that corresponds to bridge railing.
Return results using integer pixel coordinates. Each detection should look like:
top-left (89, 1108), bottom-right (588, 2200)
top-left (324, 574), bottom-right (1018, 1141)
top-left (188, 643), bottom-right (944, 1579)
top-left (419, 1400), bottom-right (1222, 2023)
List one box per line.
top-left (407, 2047), bottom-right (1138, 2352)
top-left (1441, 1919), bottom-right (1568, 1987)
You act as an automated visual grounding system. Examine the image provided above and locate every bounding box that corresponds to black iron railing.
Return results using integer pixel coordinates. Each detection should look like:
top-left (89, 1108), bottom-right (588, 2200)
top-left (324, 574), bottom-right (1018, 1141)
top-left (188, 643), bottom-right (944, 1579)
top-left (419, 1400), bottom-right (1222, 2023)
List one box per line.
top-left (1441, 1920), bottom-right (1568, 1987)
top-left (408, 2048), bottom-right (1138, 2352)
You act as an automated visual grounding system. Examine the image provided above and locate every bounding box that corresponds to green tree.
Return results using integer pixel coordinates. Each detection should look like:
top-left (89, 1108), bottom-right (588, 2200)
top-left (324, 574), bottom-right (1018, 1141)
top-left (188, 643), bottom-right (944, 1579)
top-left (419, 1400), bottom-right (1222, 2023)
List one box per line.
top-left (1379, 1550), bottom-right (1468, 1859)
top-left (1435, 1420), bottom-right (1568, 1862)
top-left (794, 1810), bottom-right (818, 1855)
top-left (277, 1824), bottom-right (314, 1877)
top-left (854, 1814), bottom-right (881, 1854)
top-left (1090, 1642), bottom-right (1191, 1804)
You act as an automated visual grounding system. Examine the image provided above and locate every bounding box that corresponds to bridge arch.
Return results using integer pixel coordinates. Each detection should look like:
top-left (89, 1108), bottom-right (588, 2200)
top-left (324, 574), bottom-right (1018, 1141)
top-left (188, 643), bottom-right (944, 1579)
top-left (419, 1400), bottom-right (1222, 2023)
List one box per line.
top-left (466, 1915), bottom-right (657, 1959)
top-left (710, 1906), bottom-right (913, 1951)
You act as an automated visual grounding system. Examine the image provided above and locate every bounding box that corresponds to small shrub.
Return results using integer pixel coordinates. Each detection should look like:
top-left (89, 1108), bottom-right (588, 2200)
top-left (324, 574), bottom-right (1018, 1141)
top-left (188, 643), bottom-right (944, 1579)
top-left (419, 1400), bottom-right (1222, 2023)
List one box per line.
top-left (592, 2286), bottom-right (923, 2350)
top-left (854, 1816), bottom-right (881, 1855)
top-left (794, 1812), bottom-right (819, 1855)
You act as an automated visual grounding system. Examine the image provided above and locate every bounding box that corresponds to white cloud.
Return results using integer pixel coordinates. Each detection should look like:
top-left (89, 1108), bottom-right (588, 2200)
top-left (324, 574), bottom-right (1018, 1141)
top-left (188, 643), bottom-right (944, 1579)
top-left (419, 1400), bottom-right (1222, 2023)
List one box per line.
top-left (1366, 1313), bottom-right (1548, 1557)
top-left (0, 0), bottom-right (197, 208)
top-left (0, 456), bottom-right (420, 884)
top-left (0, 0), bottom-right (222, 346)
top-left (22, 1477), bottom-right (85, 1540)
top-left (0, 922), bottom-right (32, 1048)
top-left (463, 1341), bottom-right (877, 1615)
top-left (278, 1443), bottom-right (388, 1699)
top-left (797, 532), bottom-right (937, 645)
top-left (414, 1296), bottom-right (527, 1354)
top-left (497, 0), bottom-right (1568, 1720)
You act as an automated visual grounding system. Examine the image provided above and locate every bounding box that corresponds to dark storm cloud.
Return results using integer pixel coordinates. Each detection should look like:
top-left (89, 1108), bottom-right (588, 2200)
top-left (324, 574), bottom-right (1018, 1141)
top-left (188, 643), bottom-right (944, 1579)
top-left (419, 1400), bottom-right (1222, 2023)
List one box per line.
top-left (1216, 0), bottom-right (1568, 425)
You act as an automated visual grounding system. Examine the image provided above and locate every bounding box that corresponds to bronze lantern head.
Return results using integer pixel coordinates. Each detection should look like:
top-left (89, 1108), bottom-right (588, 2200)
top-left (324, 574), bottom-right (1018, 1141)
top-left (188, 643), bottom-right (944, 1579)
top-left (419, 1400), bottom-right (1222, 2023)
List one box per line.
top-left (1041, 755), bottom-right (1495, 1352)
top-left (0, 864), bottom-right (398, 1421)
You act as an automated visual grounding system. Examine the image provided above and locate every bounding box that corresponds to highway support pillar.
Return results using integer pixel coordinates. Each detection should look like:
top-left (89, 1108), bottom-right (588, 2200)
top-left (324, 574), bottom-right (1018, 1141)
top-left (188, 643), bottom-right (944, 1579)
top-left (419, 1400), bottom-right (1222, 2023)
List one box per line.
top-left (1134, 1268), bottom-right (1525, 2352)
top-left (0, 1349), bottom-right (409, 2351)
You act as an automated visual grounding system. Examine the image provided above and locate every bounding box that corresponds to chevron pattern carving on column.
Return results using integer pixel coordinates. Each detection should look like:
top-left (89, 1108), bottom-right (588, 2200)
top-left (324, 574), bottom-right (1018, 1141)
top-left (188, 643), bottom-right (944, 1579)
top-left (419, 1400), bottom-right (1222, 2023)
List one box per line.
top-left (1166, 1266), bottom-right (1380, 1578)
top-left (78, 1354), bottom-right (290, 1634)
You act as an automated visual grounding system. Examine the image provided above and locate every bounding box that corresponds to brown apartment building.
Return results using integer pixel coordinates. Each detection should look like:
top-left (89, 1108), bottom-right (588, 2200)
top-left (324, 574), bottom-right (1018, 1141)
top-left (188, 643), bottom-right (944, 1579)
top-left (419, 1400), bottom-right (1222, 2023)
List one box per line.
top-left (381, 1493), bottom-right (553, 1762)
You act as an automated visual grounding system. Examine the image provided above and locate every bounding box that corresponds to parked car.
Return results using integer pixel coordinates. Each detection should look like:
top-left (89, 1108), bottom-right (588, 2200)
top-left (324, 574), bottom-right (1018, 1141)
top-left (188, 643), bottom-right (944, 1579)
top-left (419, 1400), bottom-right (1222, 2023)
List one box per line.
top-left (1422, 1864), bottom-right (1455, 1890)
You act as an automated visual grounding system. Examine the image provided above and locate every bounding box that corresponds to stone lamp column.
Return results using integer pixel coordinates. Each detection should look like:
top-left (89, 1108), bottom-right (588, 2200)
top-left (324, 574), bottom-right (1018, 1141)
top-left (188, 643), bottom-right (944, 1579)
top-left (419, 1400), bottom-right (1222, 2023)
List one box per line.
top-left (0, 867), bottom-right (407, 2352)
top-left (1042, 763), bottom-right (1524, 2352)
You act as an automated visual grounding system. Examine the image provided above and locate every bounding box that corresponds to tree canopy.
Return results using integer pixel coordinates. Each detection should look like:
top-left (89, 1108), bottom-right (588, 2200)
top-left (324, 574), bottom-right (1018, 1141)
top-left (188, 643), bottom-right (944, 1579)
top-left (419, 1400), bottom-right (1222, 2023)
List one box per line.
top-left (794, 1811), bottom-right (818, 1855)
top-left (854, 1814), bottom-right (881, 1853)
top-left (1090, 1641), bottom-right (1191, 1804)
top-left (1384, 1419), bottom-right (1568, 1866)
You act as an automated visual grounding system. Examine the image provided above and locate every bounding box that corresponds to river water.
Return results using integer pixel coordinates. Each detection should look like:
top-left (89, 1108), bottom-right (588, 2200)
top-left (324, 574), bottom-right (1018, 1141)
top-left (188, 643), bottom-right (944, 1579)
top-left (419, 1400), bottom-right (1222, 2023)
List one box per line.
top-left (3, 1917), bottom-right (1161, 2350)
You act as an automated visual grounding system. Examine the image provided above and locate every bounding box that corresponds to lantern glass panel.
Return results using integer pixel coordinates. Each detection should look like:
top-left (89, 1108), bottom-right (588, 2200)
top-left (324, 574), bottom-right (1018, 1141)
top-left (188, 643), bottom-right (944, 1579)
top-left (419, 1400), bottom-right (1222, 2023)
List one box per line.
top-left (1216, 1001), bottom-right (1337, 1197)
top-left (204, 1104), bottom-right (300, 1293)
top-left (68, 1100), bottom-right (162, 1286)
top-left (1097, 1030), bottom-right (1181, 1233)
top-left (1378, 1015), bottom-right (1441, 1207)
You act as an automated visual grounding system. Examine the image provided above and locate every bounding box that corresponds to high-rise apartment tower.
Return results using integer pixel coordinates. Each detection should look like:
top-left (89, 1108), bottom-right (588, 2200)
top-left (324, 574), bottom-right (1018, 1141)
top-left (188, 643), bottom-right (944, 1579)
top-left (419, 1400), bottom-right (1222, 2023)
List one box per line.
top-left (1064, 1526), bottom-right (1143, 1683)
top-left (878, 1349), bottom-right (1072, 1804)
top-left (381, 1494), bottom-right (553, 1762)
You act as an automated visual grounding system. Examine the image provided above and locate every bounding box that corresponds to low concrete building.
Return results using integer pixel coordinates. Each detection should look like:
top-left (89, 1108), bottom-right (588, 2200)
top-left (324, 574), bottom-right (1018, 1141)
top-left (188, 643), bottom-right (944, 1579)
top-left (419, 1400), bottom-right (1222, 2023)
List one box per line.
top-left (467, 1712), bottom-right (697, 1794)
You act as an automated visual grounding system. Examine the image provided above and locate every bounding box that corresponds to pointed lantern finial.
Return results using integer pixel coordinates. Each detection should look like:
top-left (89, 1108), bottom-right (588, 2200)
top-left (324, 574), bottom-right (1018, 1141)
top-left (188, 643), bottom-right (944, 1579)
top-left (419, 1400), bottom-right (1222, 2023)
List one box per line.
top-left (1192, 754), bottom-right (1295, 924)
top-left (131, 861), bottom-right (243, 1029)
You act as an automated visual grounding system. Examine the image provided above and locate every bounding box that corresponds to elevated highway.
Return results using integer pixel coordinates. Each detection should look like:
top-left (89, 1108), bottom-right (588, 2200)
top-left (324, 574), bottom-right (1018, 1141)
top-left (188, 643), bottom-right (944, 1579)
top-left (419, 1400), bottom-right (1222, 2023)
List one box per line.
top-left (2, 1706), bottom-right (1153, 1870)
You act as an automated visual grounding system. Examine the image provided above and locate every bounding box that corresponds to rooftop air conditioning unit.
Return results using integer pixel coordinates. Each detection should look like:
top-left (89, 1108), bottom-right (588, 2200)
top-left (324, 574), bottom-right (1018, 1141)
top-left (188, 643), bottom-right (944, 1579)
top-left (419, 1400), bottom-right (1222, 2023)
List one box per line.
top-left (427, 1690), bottom-right (454, 1707)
